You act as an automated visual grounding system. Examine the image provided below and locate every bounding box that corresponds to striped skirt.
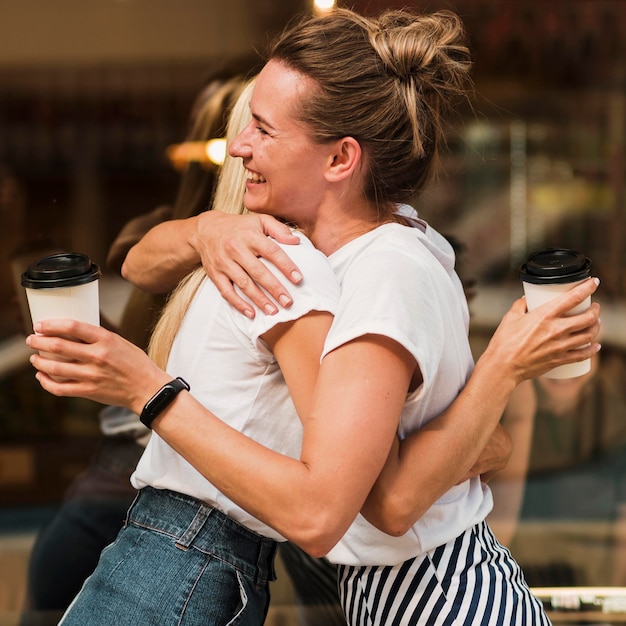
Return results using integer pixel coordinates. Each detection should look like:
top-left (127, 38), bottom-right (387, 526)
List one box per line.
top-left (337, 521), bottom-right (550, 626)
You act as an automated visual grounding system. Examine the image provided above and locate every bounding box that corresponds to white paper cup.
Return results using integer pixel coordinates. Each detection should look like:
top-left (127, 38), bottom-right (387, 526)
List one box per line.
top-left (21, 253), bottom-right (101, 366)
top-left (24, 279), bottom-right (100, 329)
top-left (520, 248), bottom-right (592, 379)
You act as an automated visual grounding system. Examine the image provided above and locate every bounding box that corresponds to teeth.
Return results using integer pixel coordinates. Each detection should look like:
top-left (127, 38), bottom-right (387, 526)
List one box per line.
top-left (246, 169), bottom-right (266, 183)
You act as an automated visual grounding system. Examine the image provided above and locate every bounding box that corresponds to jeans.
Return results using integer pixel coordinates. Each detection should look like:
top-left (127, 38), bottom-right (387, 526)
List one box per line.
top-left (59, 487), bottom-right (278, 626)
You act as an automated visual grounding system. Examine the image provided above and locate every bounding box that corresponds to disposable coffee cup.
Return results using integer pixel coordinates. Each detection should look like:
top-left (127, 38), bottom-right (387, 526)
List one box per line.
top-left (21, 252), bottom-right (101, 344)
top-left (520, 248), bottom-right (592, 379)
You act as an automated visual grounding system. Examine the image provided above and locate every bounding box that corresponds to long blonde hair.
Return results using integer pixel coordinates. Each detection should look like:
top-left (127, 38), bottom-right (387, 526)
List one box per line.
top-left (148, 79), bottom-right (255, 369)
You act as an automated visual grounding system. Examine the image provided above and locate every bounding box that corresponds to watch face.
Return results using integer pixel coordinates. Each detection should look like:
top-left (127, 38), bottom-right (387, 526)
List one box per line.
top-left (149, 386), bottom-right (175, 415)
top-left (141, 378), bottom-right (189, 428)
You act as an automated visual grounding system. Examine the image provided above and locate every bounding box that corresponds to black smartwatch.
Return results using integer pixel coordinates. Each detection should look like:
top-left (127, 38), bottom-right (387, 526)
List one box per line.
top-left (140, 377), bottom-right (190, 429)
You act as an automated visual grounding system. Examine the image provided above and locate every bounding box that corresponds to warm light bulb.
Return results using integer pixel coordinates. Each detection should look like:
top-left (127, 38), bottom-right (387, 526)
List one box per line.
top-left (165, 138), bottom-right (227, 169)
top-left (313, 0), bottom-right (335, 13)
top-left (205, 138), bottom-right (227, 166)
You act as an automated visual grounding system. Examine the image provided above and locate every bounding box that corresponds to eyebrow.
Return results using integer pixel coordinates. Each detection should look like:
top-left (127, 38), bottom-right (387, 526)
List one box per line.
top-left (250, 105), bottom-right (276, 131)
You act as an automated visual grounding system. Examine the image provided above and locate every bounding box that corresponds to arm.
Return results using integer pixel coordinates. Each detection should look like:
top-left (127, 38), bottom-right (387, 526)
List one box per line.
top-left (122, 211), bottom-right (303, 314)
top-left (464, 424), bottom-right (512, 484)
top-left (106, 205), bottom-right (173, 274)
top-left (121, 215), bottom-right (205, 294)
top-left (361, 279), bottom-right (601, 536)
top-left (26, 319), bottom-right (412, 558)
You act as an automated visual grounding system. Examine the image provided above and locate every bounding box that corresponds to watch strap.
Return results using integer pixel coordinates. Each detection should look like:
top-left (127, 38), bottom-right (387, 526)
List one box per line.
top-left (140, 376), bottom-right (190, 429)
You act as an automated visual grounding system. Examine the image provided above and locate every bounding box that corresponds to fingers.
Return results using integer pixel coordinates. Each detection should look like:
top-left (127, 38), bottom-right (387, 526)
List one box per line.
top-left (566, 341), bottom-right (602, 362)
top-left (491, 284), bottom-right (602, 383)
top-left (32, 369), bottom-right (72, 396)
top-left (527, 278), bottom-right (601, 341)
top-left (550, 277), bottom-right (600, 314)
top-left (508, 296), bottom-right (529, 317)
top-left (195, 212), bottom-right (302, 317)
top-left (26, 323), bottom-right (162, 412)
top-left (28, 319), bottom-right (102, 345)
top-left (27, 329), bottom-right (99, 392)
top-left (567, 301), bottom-right (601, 334)
top-left (255, 235), bottom-right (303, 285)
top-left (259, 214), bottom-right (301, 246)
top-left (205, 254), bottom-right (286, 318)
top-left (206, 235), bottom-right (300, 318)
top-left (211, 272), bottom-right (266, 319)
top-left (26, 327), bottom-right (97, 378)
top-left (227, 236), bottom-right (300, 311)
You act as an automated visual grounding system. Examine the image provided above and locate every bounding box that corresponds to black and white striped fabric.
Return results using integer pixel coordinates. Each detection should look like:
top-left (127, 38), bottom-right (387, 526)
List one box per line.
top-left (337, 521), bottom-right (551, 626)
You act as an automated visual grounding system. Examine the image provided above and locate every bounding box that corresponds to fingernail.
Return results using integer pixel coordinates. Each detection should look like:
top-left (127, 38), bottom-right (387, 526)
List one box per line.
top-left (593, 277), bottom-right (600, 286)
top-left (244, 309), bottom-right (255, 319)
top-left (264, 304), bottom-right (278, 315)
top-left (291, 271), bottom-right (303, 283)
top-left (279, 295), bottom-right (292, 307)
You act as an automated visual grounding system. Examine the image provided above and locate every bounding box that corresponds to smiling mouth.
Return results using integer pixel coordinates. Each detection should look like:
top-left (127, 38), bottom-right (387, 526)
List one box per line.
top-left (246, 168), bottom-right (266, 183)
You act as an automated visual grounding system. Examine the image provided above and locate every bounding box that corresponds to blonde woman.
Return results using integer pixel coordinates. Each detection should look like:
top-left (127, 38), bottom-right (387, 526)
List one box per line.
top-left (29, 9), bottom-right (600, 625)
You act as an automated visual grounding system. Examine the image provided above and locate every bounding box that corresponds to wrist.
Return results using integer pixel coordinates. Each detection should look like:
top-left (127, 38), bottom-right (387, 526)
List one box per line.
top-left (472, 350), bottom-right (519, 399)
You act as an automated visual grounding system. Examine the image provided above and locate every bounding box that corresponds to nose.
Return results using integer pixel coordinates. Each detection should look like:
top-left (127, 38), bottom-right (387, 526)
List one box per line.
top-left (229, 123), bottom-right (252, 159)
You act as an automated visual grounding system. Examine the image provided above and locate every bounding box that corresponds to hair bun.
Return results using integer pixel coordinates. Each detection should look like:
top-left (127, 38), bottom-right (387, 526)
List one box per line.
top-left (368, 10), bottom-right (471, 90)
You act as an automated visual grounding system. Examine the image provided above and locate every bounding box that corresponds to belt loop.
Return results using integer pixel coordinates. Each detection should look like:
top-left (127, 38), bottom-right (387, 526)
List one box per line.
top-left (256, 538), bottom-right (277, 584)
top-left (124, 490), bottom-right (143, 529)
top-left (175, 504), bottom-right (213, 551)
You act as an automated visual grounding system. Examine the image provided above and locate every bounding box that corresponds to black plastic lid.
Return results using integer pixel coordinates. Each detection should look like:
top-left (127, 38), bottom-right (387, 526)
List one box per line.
top-left (21, 252), bottom-right (101, 289)
top-left (520, 248), bottom-right (592, 285)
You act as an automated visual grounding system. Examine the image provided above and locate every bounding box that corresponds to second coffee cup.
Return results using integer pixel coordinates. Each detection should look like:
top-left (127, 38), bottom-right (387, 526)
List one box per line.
top-left (520, 248), bottom-right (593, 379)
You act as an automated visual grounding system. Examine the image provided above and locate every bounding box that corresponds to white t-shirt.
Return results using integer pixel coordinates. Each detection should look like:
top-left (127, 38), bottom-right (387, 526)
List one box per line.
top-left (131, 232), bottom-right (340, 541)
top-left (324, 219), bottom-right (493, 566)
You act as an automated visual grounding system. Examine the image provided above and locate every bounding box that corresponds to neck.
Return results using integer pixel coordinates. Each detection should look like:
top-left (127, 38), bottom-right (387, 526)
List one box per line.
top-left (302, 198), bottom-right (396, 256)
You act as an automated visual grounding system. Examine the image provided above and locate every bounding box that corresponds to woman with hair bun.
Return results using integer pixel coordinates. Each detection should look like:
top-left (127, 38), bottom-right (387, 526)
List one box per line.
top-left (30, 8), bottom-right (599, 625)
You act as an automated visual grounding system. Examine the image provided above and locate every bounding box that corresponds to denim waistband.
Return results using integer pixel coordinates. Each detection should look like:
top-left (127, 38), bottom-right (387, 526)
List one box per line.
top-left (127, 487), bottom-right (278, 585)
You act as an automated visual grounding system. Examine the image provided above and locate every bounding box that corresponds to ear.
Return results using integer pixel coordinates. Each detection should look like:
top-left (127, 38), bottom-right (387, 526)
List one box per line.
top-left (325, 137), bottom-right (362, 183)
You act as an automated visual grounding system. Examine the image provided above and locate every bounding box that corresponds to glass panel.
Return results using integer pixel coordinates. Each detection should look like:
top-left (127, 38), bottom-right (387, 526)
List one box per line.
top-left (0, 0), bottom-right (625, 623)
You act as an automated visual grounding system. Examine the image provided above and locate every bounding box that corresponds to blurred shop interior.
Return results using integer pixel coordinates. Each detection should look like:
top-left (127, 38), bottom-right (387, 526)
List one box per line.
top-left (0, 0), bottom-right (625, 623)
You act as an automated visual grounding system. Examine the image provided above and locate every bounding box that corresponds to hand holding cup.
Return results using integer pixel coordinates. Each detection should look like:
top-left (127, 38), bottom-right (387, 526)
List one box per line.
top-left (21, 252), bottom-right (100, 377)
top-left (520, 248), bottom-right (593, 379)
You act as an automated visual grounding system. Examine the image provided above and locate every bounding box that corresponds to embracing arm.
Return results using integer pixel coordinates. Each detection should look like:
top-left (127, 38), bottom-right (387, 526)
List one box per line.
top-left (122, 210), bottom-right (302, 310)
top-left (107, 205), bottom-right (173, 274)
top-left (121, 215), bottom-right (204, 294)
top-left (361, 279), bottom-right (601, 536)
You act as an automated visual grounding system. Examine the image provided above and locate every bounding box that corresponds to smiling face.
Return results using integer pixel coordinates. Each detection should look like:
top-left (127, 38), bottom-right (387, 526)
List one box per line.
top-left (228, 60), bottom-right (334, 228)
